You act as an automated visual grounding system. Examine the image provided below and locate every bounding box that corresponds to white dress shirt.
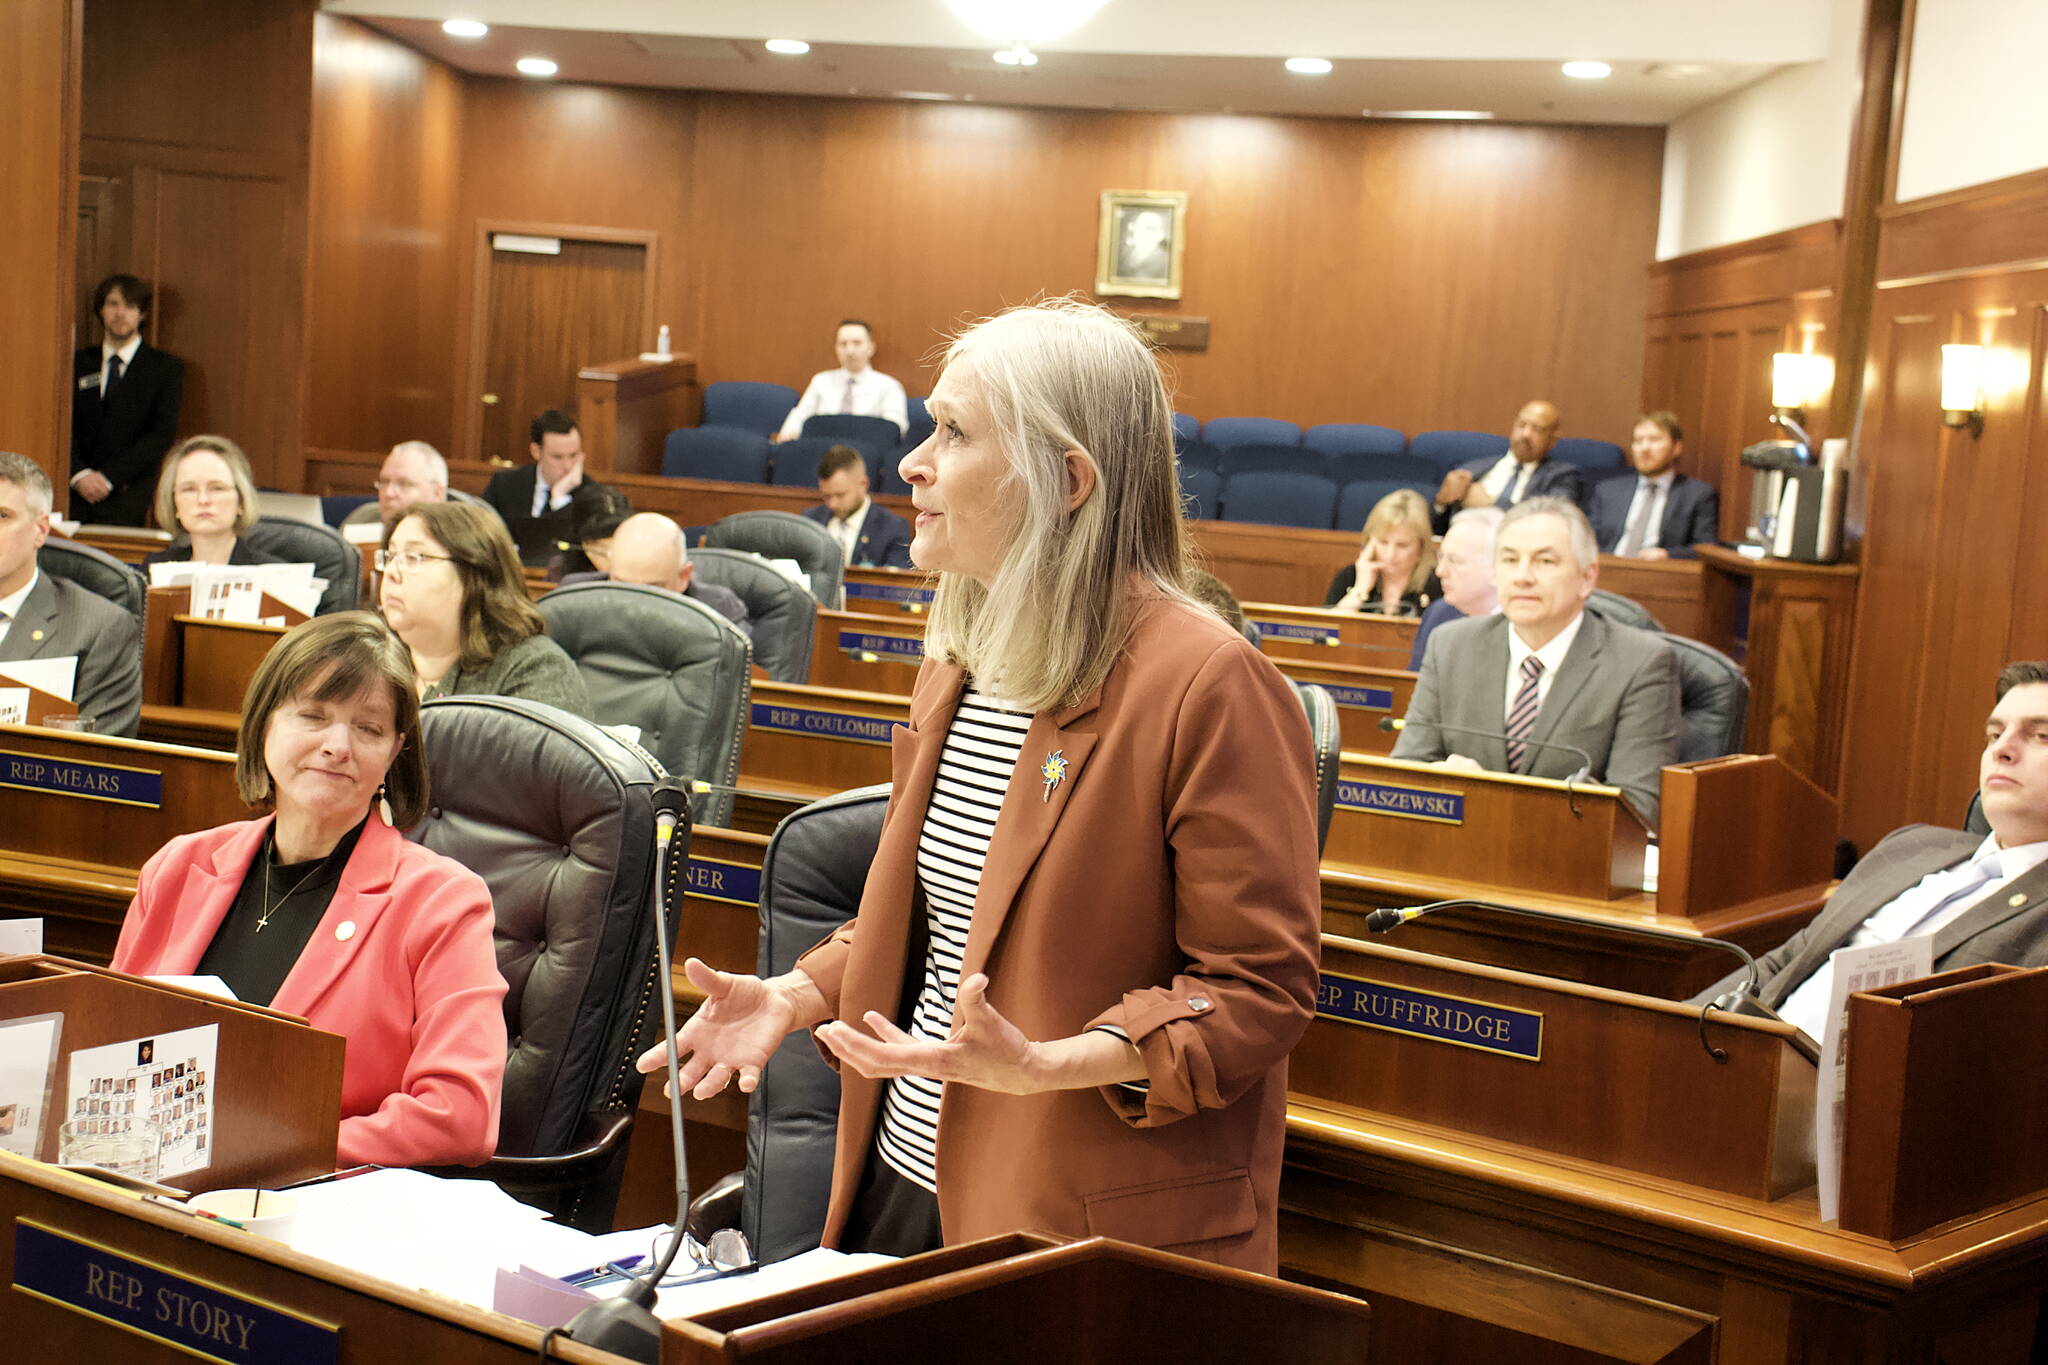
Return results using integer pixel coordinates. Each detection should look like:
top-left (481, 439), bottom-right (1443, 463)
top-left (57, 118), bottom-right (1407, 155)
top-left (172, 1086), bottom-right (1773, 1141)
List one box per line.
top-left (778, 367), bottom-right (909, 441)
top-left (825, 498), bottom-right (872, 565)
top-left (1779, 834), bottom-right (2048, 1037)
top-left (0, 570), bottom-right (40, 651)
top-left (530, 472), bottom-right (576, 517)
top-left (1616, 472), bottom-right (1675, 555)
top-left (1501, 610), bottom-right (1584, 724)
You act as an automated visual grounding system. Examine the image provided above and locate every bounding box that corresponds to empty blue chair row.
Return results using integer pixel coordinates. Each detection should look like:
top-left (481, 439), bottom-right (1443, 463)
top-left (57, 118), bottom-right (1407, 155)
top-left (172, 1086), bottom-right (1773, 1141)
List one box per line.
top-left (701, 381), bottom-right (800, 437)
top-left (1174, 469), bottom-right (1441, 531)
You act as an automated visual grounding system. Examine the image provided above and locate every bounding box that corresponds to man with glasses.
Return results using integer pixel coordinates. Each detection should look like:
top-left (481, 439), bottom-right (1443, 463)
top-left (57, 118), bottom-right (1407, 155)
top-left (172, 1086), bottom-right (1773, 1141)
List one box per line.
top-left (344, 442), bottom-right (448, 529)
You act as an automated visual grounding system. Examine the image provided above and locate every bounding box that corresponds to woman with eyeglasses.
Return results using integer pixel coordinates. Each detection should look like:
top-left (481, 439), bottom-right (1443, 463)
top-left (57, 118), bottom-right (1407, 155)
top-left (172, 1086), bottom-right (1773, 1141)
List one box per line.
top-left (377, 501), bottom-right (591, 718)
top-left (112, 612), bottom-right (507, 1166)
top-left (142, 436), bottom-right (281, 568)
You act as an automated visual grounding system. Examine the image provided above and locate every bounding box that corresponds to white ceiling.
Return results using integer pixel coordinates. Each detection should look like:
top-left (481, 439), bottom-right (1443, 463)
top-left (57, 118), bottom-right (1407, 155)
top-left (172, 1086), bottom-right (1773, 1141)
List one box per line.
top-left (326, 1), bottom-right (1836, 125)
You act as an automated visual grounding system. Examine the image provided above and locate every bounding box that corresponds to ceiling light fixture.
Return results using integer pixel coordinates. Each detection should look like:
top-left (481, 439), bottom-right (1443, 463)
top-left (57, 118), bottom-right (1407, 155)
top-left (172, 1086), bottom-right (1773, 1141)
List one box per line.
top-left (946, 0), bottom-right (1108, 44)
top-left (1285, 57), bottom-right (1333, 75)
top-left (895, 91), bottom-right (959, 101)
top-left (1369, 109), bottom-right (1495, 120)
top-left (993, 46), bottom-right (1038, 66)
top-left (442, 18), bottom-right (488, 39)
top-left (515, 57), bottom-right (558, 77)
top-left (764, 39), bottom-right (810, 56)
top-left (1562, 60), bottom-right (1613, 79)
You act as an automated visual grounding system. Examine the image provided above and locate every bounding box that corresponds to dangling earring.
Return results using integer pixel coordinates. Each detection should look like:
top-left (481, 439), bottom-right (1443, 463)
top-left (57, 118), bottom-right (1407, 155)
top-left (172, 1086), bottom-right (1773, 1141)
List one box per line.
top-left (377, 783), bottom-right (394, 826)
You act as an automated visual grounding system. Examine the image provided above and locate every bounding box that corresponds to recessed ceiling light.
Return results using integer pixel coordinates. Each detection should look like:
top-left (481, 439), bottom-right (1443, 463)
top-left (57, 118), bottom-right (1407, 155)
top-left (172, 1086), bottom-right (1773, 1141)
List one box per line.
top-left (764, 39), bottom-right (810, 56)
top-left (515, 57), bottom-right (558, 77)
top-left (1369, 109), bottom-right (1495, 120)
top-left (442, 18), bottom-right (488, 39)
top-left (993, 45), bottom-right (1038, 66)
top-left (1645, 62), bottom-right (1713, 79)
top-left (895, 91), bottom-right (958, 101)
top-left (1562, 60), bottom-right (1612, 79)
top-left (1285, 57), bottom-right (1333, 75)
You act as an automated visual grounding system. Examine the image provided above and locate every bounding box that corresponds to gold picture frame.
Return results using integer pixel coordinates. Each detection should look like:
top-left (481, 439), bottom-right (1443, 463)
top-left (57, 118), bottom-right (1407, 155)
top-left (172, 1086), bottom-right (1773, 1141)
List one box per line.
top-left (1095, 189), bottom-right (1187, 300)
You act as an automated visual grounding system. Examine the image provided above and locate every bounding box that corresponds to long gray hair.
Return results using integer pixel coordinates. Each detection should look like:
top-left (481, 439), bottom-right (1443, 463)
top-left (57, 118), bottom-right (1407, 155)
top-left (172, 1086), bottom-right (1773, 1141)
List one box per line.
top-left (921, 299), bottom-right (1197, 712)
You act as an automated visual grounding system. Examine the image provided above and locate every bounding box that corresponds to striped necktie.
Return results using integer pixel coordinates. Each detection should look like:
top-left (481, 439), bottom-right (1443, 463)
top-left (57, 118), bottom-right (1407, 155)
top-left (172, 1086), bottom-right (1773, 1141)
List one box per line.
top-left (1505, 655), bottom-right (1544, 772)
top-left (840, 376), bottom-right (856, 414)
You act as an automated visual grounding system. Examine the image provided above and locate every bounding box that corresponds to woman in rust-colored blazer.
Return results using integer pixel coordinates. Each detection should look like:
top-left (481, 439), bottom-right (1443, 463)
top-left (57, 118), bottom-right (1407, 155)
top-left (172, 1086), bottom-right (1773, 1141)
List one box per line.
top-left (640, 300), bottom-right (1321, 1272)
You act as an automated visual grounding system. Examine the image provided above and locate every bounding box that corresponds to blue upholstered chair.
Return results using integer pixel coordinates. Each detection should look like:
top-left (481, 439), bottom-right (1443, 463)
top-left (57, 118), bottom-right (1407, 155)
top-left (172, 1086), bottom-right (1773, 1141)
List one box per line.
top-left (1409, 430), bottom-right (1508, 475)
top-left (1328, 450), bottom-right (1440, 494)
top-left (1201, 417), bottom-right (1302, 451)
top-left (662, 427), bottom-right (773, 483)
top-left (1220, 471), bottom-right (1338, 529)
top-left (1554, 437), bottom-right (1628, 478)
top-left (1218, 443), bottom-right (1328, 480)
top-left (1178, 464), bottom-right (1222, 521)
top-left (768, 436), bottom-right (842, 488)
top-left (1336, 479), bottom-right (1424, 531)
top-left (1171, 412), bottom-right (1202, 449)
top-left (701, 381), bottom-right (798, 437)
top-left (1304, 424), bottom-right (1407, 459)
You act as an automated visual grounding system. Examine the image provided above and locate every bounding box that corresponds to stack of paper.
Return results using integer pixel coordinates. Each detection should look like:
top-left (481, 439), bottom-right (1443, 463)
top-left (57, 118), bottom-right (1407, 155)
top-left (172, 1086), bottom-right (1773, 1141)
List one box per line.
top-left (148, 562), bottom-right (327, 623)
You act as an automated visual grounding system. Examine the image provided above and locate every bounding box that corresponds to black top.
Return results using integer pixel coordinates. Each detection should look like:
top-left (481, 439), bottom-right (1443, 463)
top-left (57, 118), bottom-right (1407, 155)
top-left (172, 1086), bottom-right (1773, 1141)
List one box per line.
top-left (195, 817), bottom-right (369, 1007)
top-left (1323, 564), bottom-right (1439, 618)
top-left (142, 538), bottom-right (285, 569)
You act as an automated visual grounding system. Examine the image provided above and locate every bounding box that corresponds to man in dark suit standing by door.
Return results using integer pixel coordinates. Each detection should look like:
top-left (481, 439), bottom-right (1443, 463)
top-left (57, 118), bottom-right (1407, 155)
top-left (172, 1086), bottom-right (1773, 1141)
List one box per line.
top-left (70, 274), bottom-right (184, 528)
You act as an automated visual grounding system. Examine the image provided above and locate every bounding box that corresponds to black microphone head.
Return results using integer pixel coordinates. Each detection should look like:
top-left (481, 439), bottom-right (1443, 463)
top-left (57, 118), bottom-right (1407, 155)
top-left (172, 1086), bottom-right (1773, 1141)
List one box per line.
top-left (1364, 907), bottom-right (1407, 933)
top-left (651, 776), bottom-right (692, 827)
top-left (1377, 717), bottom-right (1399, 732)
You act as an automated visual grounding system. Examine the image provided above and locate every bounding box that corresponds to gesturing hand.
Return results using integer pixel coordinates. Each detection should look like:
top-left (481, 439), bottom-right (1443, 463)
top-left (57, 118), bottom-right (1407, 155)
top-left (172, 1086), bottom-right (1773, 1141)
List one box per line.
top-left (817, 974), bottom-right (1047, 1096)
top-left (635, 957), bottom-right (808, 1100)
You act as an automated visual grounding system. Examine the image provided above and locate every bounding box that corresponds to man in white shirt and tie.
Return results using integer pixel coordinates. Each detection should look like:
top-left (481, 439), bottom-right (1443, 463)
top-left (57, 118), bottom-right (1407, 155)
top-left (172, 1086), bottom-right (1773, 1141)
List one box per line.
top-left (774, 320), bottom-right (910, 444)
top-left (1695, 661), bottom-right (2048, 1033)
top-left (1587, 411), bottom-right (1721, 560)
top-left (1430, 400), bottom-right (1585, 535)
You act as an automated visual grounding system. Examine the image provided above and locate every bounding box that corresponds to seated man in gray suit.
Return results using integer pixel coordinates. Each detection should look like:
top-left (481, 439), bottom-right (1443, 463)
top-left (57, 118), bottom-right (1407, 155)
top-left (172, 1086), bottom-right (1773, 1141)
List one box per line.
top-left (1695, 661), bottom-right (2048, 1035)
top-left (0, 452), bottom-right (142, 736)
top-left (1392, 496), bottom-right (1679, 826)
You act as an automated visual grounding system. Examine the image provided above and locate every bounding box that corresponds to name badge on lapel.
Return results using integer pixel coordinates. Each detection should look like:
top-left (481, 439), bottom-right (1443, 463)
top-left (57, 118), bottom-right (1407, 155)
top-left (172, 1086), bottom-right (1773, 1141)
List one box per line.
top-left (77, 373), bottom-right (101, 392)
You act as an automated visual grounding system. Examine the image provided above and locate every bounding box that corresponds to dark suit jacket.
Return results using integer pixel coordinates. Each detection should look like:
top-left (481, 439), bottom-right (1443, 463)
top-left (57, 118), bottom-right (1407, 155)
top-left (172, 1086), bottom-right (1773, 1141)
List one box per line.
top-left (1432, 453), bottom-right (1585, 534)
top-left (1391, 610), bottom-right (1680, 827)
top-left (1693, 826), bottom-right (2048, 1009)
top-left (1586, 472), bottom-right (1720, 559)
top-left (0, 572), bottom-right (142, 736)
top-left (481, 464), bottom-right (620, 567)
top-left (71, 342), bottom-right (184, 527)
top-left (1408, 597), bottom-right (1466, 670)
top-left (802, 501), bottom-right (914, 569)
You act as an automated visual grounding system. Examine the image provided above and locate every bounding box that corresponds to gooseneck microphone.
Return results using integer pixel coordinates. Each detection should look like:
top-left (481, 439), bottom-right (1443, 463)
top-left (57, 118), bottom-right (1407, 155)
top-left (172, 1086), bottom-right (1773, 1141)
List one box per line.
top-left (1365, 898), bottom-right (1770, 1061)
top-left (562, 777), bottom-right (697, 1360)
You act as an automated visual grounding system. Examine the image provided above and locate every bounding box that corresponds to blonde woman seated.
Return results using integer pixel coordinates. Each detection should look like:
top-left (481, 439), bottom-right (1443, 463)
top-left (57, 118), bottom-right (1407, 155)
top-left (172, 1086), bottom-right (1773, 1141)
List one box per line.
top-left (377, 501), bottom-right (591, 718)
top-left (1323, 487), bottom-right (1438, 617)
top-left (142, 435), bottom-right (281, 568)
top-left (113, 613), bottom-right (507, 1166)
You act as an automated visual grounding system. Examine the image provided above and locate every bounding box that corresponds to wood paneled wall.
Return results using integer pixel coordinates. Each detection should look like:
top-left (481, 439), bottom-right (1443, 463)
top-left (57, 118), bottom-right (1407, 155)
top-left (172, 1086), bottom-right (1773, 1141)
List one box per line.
top-left (1641, 221), bottom-right (1843, 543)
top-left (1837, 167), bottom-right (2048, 848)
top-left (305, 14), bottom-right (463, 456)
top-left (0, 0), bottom-right (79, 483)
top-left (79, 0), bottom-right (314, 497)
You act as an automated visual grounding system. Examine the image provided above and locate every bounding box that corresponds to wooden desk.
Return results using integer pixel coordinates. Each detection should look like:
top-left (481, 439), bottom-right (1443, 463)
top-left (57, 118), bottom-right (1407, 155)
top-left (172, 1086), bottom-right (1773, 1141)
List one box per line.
top-left (1268, 657), bottom-right (1414, 754)
top-left (729, 681), bottom-right (905, 834)
top-left (1241, 601), bottom-right (1418, 669)
top-left (576, 354), bottom-right (700, 477)
top-left (841, 565), bottom-right (936, 619)
top-left (807, 610), bottom-right (926, 693)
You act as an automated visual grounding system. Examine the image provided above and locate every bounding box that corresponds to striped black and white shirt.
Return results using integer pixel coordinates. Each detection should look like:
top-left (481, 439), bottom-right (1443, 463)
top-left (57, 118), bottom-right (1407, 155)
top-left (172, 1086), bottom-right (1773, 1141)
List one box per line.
top-left (874, 684), bottom-right (1032, 1194)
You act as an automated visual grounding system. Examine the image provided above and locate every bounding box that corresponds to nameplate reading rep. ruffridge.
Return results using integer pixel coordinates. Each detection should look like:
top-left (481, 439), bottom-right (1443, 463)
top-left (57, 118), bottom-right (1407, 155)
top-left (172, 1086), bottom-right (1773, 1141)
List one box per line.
top-left (12, 1221), bottom-right (340, 1364)
top-left (1316, 973), bottom-right (1542, 1061)
top-left (0, 750), bottom-right (164, 809)
top-left (1334, 779), bottom-right (1464, 825)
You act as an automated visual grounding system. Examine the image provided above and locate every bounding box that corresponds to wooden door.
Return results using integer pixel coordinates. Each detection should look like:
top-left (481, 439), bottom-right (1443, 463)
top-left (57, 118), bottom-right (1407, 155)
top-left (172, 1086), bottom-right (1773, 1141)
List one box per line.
top-left (476, 236), bottom-right (646, 464)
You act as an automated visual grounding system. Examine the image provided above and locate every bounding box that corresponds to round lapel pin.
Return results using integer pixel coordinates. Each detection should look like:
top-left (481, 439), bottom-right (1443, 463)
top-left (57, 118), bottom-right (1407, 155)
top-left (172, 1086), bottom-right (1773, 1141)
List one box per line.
top-left (2010, 893), bottom-right (2029, 909)
top-left (335, 920), bottom-right (357, 942)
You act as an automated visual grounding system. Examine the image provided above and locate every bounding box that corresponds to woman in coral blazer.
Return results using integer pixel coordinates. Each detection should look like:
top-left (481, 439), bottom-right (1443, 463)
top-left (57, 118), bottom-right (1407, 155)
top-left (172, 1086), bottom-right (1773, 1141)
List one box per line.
top-left (113, 613), bottom-right (505, 1168)
top-left (641, 301), bottom-right (1322, 1272)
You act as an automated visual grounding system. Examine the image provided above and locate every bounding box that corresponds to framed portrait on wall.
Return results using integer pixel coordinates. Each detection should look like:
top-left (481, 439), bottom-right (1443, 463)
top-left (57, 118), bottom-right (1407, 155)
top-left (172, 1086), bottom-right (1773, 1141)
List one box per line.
top-left (1095, 190), bottom-right (1187, 300)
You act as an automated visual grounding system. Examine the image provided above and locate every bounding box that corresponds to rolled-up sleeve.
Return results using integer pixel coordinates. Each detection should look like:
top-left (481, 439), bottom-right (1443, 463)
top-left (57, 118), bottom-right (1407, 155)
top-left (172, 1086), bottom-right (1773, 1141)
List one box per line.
top-left (1086, 643), bottom-right (1322, 1127)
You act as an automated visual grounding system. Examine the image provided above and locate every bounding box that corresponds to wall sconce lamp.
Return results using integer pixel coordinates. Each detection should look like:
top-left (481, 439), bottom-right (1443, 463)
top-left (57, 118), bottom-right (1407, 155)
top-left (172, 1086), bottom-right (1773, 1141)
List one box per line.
top-left (1771, 352), bottom-right (1825, 429)
top-left (1941, 344), bottom-right (1986, 437)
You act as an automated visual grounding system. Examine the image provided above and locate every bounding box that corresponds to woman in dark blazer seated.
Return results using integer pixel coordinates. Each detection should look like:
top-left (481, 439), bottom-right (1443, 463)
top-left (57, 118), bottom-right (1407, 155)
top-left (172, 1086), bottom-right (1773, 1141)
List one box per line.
top-left (142, 435), bottom-right (281, 569)
top-left (113, 613), bottom-right (507, 1167)
top-left (377, 500), bottom-right (591, 718)
top-left (637, 300), bottom-right (1321, 1273)
top-left (1324, 487), bottom-right (1440, 617)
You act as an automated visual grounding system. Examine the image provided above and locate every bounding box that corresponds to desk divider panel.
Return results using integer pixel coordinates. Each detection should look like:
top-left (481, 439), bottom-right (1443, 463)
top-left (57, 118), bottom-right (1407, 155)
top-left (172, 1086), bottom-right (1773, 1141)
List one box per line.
top-left (1658, 753), bottom-right (1839, 921)
top-left (1270, 658), bottom-right (1414, 754)
top-left (1292, 937), bottom-right (1815, 1201)
top-left (806, 610), bottom-right (925, 694)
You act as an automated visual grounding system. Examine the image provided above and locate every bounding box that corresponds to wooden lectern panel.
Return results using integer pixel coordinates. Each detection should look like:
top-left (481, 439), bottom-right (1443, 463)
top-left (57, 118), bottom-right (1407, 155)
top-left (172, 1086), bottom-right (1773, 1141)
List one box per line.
top-left (1658, 754), bottom-right (1837, 921)
top-left (1242, 601), bottom-right (1417, 668)
top-left (806, 610), bottom-right (925, 695)
top-left (664, 1234), bottom-right (1371, 1364)
top-left (1839, 963), bottom-right (2048, 1241)
top-left (738, 681), bottom-right (903, 806)
top-left (1292, 937), bottom-right (1814, 1200)
top-left (576, 354), bottom-right (701, 476)
top-left (0, 957), bottom-right (341, 1191)
top-left (1324, 753), bottom-right (1648, 903)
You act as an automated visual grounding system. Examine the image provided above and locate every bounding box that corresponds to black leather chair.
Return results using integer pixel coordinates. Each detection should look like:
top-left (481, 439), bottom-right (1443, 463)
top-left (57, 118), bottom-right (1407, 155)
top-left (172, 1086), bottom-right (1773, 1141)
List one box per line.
top-left (703, 510), bottom-right (844, 611)
top-left (1292, 681), bottom-right (1340, 853)
top-left (37, 538), bottom-right (145, 621)
top-left (412, 695), bottom-right (672, 1232)
top-left (1585, 588), bottom-right (1664, 633)
top-left (687, 547), bottom-right (818, 684)
top-left (1663, 635), bottom-right (1749, 762)
top-left (242, 514), bottom-right (360, 614)
top-left (538, 581), bottom-right (752, 829)
top-left (1965, 791), bottom-right (1991, 836)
